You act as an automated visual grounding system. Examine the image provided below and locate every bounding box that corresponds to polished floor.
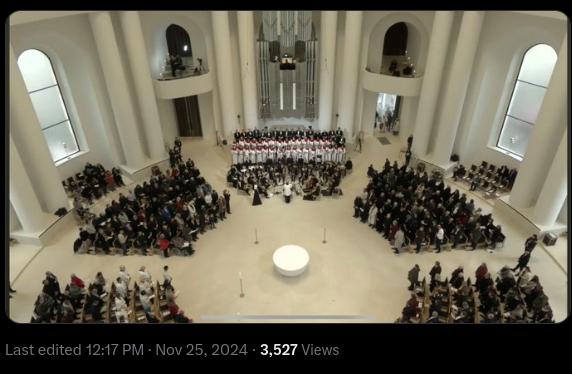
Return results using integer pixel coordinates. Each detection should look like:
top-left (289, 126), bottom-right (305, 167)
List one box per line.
top-left (8, 134), bottom-right (569, 323)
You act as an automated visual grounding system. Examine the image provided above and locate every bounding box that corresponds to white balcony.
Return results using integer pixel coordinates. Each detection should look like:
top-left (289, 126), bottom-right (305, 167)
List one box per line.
top-left (362, 68), bottom-right (423, 97)
top-left (154, 71), bottom-right (213, 99)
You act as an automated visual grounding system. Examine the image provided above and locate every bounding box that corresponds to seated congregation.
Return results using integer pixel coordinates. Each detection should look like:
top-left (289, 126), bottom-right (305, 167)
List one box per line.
top-left (398, 262), bottom-right (554, 323)
top-left (452, 160), bottom-right (518, 199)
top-left (66, 162), bottom-right (126, 220)
top-left (30, 265), bottom-right (192, 324)
top-left (73, 149), bottom-right (231, 257)
top-left (353, 159), bottom-right (505, 254)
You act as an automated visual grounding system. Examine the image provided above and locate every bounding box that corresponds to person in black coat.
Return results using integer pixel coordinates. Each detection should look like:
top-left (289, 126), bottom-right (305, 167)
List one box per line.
top-left (252, 185), bottom-right (262, 206)
top-left (524, 234), bottom-right (538, 253)
top-left (512, 251), bottom-right (531, 276)
top-left (429, 261), bottom-right (442, 292)
top-left (223, 189), bottom-right (231, 214)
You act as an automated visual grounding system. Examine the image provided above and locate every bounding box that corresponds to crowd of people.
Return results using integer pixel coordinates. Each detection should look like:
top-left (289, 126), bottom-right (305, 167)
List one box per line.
top-left (353, 158), bottom-right (506, 254)
top-left (67, 163), bottom-right (126, 219)
top-left (73, 141), bottom-right (231, 257)
top-left (399, 255), bottom-right (553, 323)
top-left (231, 127), bottom-right (347, 165)
top-left (31, 265), bottom-right (192, 324)
top-left (227, 159), bottom-right (350, 204)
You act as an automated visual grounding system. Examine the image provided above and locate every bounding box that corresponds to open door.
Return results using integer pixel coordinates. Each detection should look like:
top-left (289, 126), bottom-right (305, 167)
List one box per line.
top-left (174, 95), bottom-right (202, 137)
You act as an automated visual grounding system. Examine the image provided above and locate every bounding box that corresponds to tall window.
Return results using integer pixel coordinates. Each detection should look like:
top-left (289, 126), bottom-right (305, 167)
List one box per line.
top-left (17, 49), bottom-right (80, 163)
top-left (497, 44), bottom-right (557, 158)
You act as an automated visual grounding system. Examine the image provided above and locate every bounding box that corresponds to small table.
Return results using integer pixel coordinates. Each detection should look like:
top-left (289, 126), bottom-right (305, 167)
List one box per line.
top-left (273, 245), bottom-right (310, 277)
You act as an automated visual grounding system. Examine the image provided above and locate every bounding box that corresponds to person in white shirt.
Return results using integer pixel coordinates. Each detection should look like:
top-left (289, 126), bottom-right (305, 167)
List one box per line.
top-left (309, 148), bottom-right (316, 162)
top-left (138, 266), bottom-right (152, 285)
top-left (435, 225), bottom-right (445, 253)
top-left (115, 277), bottom-right (128, 301)
top-left (118, 265), bottom-right (131, 288)
top-left (316, 147), bottom-right (323, 163)
top-left (231, 146), bottom-right (238, 165)
top-left (303, 148), bottom-right (309, 162)
top-left (249, 148), bottom-right (256, 164)
top-left (114, 294), bottom-right (129, 322)
top-left (340, 147), bottom-right (346, 162)
top-left (295, 147), bottom-right (302, 162)
top-left (163, 265), bottom-right (173, 290)
top-left (283, 181), bottom-right (293, 203)
top-left (139, 289), bottom-right (155, 321)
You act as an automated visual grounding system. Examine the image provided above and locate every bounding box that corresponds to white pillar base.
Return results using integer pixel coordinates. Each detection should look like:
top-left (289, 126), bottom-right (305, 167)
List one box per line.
top-left (118, 157), bottom-right (170, 183)
top-left (10, 210), bottom-right (77, 247)
top-left (413, 155), bottom-right (458, 177)
top-left (494, 195), bottom-right (568, 237)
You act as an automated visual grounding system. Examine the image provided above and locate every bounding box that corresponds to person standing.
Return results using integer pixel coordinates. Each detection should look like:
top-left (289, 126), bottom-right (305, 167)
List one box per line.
top-left (118, 230), bottom-right (128, 256)
top-left (223, 190), bottom-right (231, 214)
top-left (252, 185), bottom-right (262, 206)
top-left (429, 261), bottom-right (442, 292)
top-left (415, 228), bottom-right (425, 253)
top-left (512, 251), bottom-right (531, 276)
top-left (405, 148), bottom-right (412, 168)
top-left (524, 234), bottom-right (538, 253)
top-left (471, 226), bottom-right (482, 251)
top-left (475, 263), bottom-right (488, 290)
top-left (163, 265), bottom-right (173, 290)
top-left (408, 264), bottom-right (421, 291)
top-left (283, 181), bottom-right (293, 204)
top-left (393, 227), bottom-right (405, 254)
top-left (435, 225), bottom-right (444, 253)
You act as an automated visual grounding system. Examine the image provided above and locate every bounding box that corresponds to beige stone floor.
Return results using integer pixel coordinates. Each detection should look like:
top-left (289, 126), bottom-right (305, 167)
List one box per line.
top-left (8, 135), bottom-right (569, 323)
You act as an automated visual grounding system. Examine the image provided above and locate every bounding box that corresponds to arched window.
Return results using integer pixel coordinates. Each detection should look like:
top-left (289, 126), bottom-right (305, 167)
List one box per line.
top-left (17, 49), bottom-right (80, 163)
top-left (497, 44), bottom-right (557, 158)
top-left (383, 22), bottom-right (408, 56)
top-left (166, 24), bottom-right (192, 58)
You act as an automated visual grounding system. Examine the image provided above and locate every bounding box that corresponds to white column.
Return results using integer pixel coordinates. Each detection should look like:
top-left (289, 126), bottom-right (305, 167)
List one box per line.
top-left (412, 11), bottom-right (454, 157)
top-left (120, 11), bottom-right (166, 160)
top-left (9, 45), bottom-right (69, 214)
top-left (432, 11), bottom-right (484, 165)
top-left (10, 135), bottom-right (50, 233)
top-left (89, 11), bottom-right (146, 168)
top-left (338, 11), bottom-right (363, 138)
top-left (510, 35), bottom-right (568, 208)
top-left (212, 11), bottom-right (238, 138)
top-left (533, 129), bottom-right (568, 226)
top-left (237, 11), bottom-right (259, 130)
top-left (318, 11), bottom-right (338, 132)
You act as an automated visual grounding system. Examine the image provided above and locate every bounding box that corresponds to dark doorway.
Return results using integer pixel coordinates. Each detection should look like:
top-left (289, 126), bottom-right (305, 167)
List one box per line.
top-left (174, 96), bottom-right (202, 137)
top-left (383, 22), bottom-right (408, 56)
top-left (166, 24), bottom-right (192, 57)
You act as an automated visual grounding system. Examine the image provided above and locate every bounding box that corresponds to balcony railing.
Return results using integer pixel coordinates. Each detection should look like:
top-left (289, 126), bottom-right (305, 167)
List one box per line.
top-left (157, 65), bottom-right (209, 81)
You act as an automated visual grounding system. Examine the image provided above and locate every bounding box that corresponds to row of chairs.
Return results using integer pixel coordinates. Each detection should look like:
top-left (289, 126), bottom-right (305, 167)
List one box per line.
top-left (455, 161), bottom-right (517, 198)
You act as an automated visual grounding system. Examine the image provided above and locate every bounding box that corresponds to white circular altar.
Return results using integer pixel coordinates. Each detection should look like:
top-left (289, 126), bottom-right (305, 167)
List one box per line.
top-left (273, 245), bottom-right (310, 277)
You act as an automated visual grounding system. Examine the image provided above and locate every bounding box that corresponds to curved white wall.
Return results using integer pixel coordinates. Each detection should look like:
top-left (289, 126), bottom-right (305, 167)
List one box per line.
top-left (453, 12), bottom-right (566, 168)
top-left (10, 14), bottom-right (123, 180)
top-left (362, 69), bottom-right (423, 96)
top-left (154, 72), bottom-right (213, 99)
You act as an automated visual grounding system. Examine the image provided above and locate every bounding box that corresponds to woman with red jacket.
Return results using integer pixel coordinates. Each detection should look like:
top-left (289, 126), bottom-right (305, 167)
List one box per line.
top-left (158, 234), bottom-right (170, 258)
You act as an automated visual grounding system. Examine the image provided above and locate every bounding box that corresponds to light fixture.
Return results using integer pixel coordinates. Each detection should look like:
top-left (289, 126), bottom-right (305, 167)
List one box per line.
top-left (183, 45), bottom-right (188, 51)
